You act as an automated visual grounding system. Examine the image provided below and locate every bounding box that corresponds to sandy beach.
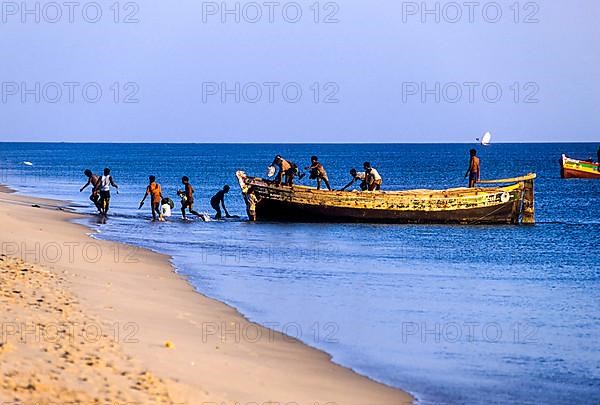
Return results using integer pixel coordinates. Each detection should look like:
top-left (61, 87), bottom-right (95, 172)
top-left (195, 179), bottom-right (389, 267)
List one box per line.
top-left (0, 185), bottom-right (413, 404)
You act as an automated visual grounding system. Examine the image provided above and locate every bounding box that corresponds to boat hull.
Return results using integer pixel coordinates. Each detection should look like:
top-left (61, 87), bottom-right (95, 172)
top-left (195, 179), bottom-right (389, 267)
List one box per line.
top-left (561, 167), bottom-right (600, 179)
top-left (237, 171), bottom-right (536, 225)
top-left (255, 197), bottom-right (520, 224)
top-left (560, 155), bottom-right (600, 179)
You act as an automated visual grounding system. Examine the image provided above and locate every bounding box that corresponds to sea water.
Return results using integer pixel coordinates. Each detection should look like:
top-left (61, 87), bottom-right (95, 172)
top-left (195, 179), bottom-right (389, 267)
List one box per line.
top-left (0, 142), bottom-right (598, 404)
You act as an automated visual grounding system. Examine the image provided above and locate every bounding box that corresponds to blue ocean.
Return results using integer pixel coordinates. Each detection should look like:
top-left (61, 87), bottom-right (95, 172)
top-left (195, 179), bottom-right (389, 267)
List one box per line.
top-left (1, 143), bottom-right (599, 404)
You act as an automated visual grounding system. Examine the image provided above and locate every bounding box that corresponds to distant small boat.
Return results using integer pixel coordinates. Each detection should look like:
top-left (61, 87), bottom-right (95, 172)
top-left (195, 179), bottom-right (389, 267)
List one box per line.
top-left (560, 154), bottom-right (600, 179)
top-left (236, 171), bottom-right (536, 225)
top-left (477, 131), bottom-right (492, 146)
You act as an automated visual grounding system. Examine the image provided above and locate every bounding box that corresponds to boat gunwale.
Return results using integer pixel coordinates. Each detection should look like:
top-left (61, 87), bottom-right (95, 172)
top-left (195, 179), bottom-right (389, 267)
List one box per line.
top-left (562, 154), bottom-right (600, 168)
top-left (236, 171), bottom-right (531, 199)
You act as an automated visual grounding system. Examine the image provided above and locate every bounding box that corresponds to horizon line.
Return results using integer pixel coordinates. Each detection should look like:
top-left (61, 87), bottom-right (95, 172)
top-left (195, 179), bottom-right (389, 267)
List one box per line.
top-left (0, 141), bottom-right (597, 145)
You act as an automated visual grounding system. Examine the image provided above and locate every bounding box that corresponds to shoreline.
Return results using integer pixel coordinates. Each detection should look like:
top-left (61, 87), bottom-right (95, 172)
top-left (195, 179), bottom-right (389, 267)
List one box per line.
top-left (0, 184), bottom-right (414, 404)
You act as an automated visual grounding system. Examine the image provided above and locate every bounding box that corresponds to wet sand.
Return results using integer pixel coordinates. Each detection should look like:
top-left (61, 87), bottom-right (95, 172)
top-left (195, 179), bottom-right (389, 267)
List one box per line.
top-left (0, 187), bottom-right (413, 404)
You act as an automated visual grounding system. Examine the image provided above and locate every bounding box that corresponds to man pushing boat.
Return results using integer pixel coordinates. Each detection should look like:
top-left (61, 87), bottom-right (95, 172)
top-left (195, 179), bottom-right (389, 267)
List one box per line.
top-left (210, 185), bottom-right (232, 219)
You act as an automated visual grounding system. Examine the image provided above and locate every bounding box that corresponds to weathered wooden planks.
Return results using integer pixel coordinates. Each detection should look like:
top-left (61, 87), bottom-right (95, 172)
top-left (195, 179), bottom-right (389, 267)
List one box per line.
top-left (236, 171), bottom-right (536, 225)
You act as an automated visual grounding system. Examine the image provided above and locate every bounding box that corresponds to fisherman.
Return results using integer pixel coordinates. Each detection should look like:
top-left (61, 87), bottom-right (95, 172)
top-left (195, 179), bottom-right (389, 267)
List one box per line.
top-left (597, 146), bottom-right (600, 171)
top-left (94, 168), bottom-right (119, 216)
top-left (340, 168), bottom-right (367, 191)
top-left (464, 149), bottom-right (480, 188)
top-left (79, 169), bottom-right (102, 212)
top-left (305, 155), bottom-right (331, 190)
top-left (271, 155), bottom-right (303, 186)
top-left (245, 187), bottom-right (261, 221)
top-left (139, 175), bottom-right (163, 221)
top-left (210, 185), bottom-right (231, 219)
top-left (178, 176), bottom-right (204, 221)
top-left (363, 162), bottom-right (382, 191)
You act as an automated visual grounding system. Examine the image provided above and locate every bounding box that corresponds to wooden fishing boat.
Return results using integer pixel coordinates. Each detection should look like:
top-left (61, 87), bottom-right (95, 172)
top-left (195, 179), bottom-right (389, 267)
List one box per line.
top-left (560, 154), bottom-right (600, 179)
top-left (236, 171), bottom-right (536, 225)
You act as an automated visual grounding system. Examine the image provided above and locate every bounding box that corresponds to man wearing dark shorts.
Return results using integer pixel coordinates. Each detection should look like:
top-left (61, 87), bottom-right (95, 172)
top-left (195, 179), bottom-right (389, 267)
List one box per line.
top-left (210, 185), bottom-right (231, 219)
top-left (95, 167), bottom-right (118, 215)
top-left (464, 149), bottom-right (480, 188)
top-left (179, 176), bottom-right (204, 220)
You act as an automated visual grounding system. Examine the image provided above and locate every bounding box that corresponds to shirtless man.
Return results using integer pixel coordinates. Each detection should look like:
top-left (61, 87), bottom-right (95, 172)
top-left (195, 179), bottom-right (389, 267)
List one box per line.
top-left (271, 155), bottom-right (302, 186)
top-left (464, 149), bottom-right (481, 188)
top-left (210, 185), bottom-right (231, 219)
top-left (245, 187), bottom-right (261, 221)
top-left (178, 176), bottom-right (204, 221)
top-left (80, 169), bottom-right (101, 212)
top-left (305, 155), bottom-right (331, 190)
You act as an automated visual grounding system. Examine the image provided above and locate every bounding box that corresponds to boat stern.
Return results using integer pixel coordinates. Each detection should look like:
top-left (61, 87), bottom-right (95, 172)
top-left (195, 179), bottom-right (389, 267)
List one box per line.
top-left (521, 176), bottom-right (535, 224)
top-left (479, 173), bottom-right (536, 225)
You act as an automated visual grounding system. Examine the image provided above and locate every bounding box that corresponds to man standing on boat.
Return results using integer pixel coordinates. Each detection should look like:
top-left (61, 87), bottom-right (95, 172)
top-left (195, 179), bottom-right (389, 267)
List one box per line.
top-left (464, 149), bottom-right (481, 188)
top-left (364, 162), bottom-right (382, 191)
top-left (305, 156), bottom-right (331, 190)
top-left (271, 155), bottom-right (302, 186)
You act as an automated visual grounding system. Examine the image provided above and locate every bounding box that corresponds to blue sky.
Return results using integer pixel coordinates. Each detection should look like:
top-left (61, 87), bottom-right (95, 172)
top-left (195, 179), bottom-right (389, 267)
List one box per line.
top-left (1, 0), bottom-right (599, 142)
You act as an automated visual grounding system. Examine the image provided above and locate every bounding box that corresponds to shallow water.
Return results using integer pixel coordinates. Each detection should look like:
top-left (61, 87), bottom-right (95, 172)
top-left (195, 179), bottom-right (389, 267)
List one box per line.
top-left (1, 142), bottom-right (599, 404)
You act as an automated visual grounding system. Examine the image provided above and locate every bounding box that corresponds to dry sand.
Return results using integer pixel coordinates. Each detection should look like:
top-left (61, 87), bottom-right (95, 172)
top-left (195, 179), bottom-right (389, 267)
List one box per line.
top-left (0, 186), bottom-right (413, 404)
top-left (0, 254), bottom-right (174, 403)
